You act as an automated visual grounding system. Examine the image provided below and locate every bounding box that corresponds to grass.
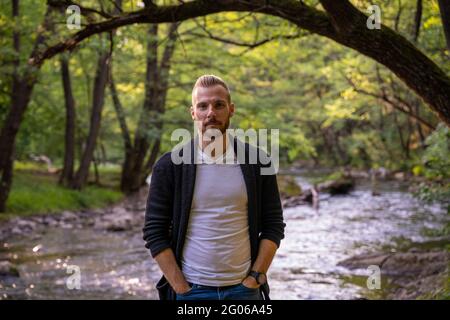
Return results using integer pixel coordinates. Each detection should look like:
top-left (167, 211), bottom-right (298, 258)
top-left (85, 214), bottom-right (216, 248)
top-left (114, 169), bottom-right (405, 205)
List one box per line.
top-left (1, 162), bottom-right (123, 221)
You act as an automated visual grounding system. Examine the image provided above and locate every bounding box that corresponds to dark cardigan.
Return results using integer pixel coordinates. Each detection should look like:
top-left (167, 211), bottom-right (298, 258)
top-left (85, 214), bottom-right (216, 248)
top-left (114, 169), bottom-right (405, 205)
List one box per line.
top-left (142, 138), bottom-right (286, 300)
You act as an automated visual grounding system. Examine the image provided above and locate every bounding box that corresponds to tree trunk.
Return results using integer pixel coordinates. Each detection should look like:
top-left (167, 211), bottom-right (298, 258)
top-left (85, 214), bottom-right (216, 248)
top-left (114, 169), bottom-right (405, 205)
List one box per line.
top-left (119, 25), bottom-right (158, 193)
top-left (2, 0), bottom-right (449, 209)
top-left (321, 128), bottom-right (339, 166)
top-left (0, 82), bottom-right (34, 212)
top-left (109, 73), bottom-right (135, 190)
top-left (414, 104), bottom-right (427, 148)
top-left (70, 50), bottom-right (110, 190)
top-left (393, 111), bottom-right (409, 160)
top-left (0, 2), bottom-right (51, 212)
top-left (412, 0), bottom-right (423, 43)
top-left (438, 0), bottom-right (450, 51)
top-left (141, 138), bottom-right (161, 185)
top-left (92, 151), bottom-right (100, 185)
top-left (120, 23), bottom-right (178, 193)
top-left (109, 75), bottom-right (132, 152)
top-left (59, 55), bottom-right (76, 186)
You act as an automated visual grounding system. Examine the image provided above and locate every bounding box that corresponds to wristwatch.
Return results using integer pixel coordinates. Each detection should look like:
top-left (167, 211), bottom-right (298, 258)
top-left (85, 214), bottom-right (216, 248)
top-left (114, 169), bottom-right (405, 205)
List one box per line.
top-left (248, 271), bottom-right (267, 285)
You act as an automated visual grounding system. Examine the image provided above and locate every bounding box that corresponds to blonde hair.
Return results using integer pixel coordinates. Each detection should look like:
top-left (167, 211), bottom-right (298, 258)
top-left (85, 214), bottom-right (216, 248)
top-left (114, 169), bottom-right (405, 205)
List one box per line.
top-left (192, 74), bottom-right (231, 104)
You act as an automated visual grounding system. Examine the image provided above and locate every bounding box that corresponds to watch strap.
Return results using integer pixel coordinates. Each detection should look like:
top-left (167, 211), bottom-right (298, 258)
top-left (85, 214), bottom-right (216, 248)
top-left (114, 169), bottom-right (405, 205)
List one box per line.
top-left (248, 271), bottom-right (265, 284)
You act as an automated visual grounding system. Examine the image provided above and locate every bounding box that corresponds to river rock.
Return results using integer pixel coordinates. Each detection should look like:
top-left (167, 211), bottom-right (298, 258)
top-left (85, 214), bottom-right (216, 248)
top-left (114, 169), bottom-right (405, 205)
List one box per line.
top-left (0, 261), bottom-right (20, 277)
top-left (282, 189), bottom-right (314, 208)
top-left (105, 216), bottom-right (132, 232)
top-left (11, 227), bottom-right (23, 235)
top-left (338, 250), bottom-right (450, 299)
top-left (318, 178), bottom-right (354, 195)
top-left (393, 171), bottom-right (406, 180)
top-left (338, 251), bottom-right (448, 276)
top-left (94, 207), bottom-right (135, 232)
top-left (59, 222), bottom-right (74, 229)
top-left (338, 252), bottom-right (392, 269)
top-left (61, 211), bottom-right (78, 222)
top-left (16, 219), bottom-right (37, 230)
top-left (42, 216), bottom-right (59, 227)
top-left (346, 169), bottom-right (370, 179)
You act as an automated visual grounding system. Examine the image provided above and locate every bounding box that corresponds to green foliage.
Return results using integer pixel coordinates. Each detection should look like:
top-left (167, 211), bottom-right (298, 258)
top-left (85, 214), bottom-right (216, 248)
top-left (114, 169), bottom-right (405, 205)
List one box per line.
top-left (414, 181), bottom-right (450, 207)
top-left (421, 221), bottom-right (450, 238)
top-left (310, 170), bottom-right (345, 185)
top-left (422, 123), bottom-right (450, 180)
top-left (0, 1), bottom-right (448, 213)
top-left (277, 175), bottom-right (302, 197)
top-left (413, 124), bottom-right (450, 206)
top-left (3, 163), bottom-right (123, 219)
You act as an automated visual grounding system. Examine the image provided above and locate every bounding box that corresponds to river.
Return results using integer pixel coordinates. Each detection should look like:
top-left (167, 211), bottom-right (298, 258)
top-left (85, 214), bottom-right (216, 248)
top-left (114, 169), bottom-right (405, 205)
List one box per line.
top-left (0, 172), bottom-right (448, 299)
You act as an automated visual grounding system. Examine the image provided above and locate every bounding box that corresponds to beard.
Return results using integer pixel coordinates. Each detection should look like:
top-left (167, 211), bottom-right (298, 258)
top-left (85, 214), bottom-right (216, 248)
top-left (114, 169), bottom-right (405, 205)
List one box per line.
top-left (203, 116), bottom-right (230, 134)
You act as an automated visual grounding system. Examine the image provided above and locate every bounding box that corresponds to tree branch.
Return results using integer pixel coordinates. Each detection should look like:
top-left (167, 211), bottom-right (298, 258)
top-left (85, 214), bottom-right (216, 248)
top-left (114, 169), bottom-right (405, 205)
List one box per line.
top-left (24, 0), bottom-right (450, 126)
top-left (344, 74), bottom-right (436, 130)
top-left (186, 30), bottom-right (301, 48)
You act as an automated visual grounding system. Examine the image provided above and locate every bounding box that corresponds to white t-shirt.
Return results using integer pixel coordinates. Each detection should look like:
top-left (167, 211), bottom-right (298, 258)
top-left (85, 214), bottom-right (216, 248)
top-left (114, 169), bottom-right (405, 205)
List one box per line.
top-left (181, 142), bottom-right (251, 286)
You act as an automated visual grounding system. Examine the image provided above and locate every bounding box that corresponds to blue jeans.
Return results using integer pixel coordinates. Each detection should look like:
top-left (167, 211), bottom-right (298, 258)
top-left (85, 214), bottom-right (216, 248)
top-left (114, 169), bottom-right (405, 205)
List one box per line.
top-left (176, 282), bottom-right (262, 300)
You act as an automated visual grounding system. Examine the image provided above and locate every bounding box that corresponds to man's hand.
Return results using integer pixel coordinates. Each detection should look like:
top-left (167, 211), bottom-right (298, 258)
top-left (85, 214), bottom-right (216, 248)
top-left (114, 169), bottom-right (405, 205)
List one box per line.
top-left (241, 239), bottom-right (277, 289)
top-left (154, 248), bottom-right (193, 295)
top-left (241, 275), bottom-right (260, 289)
top-left (175, 282), bottom-right (192, 294)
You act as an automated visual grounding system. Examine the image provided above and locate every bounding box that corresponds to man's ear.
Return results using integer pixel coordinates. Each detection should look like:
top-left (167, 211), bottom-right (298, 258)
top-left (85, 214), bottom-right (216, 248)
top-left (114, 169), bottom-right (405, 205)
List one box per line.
top-left (190, 106), bottom-right (195, 120)
top-left (229, 103), bottom-right (235, 116)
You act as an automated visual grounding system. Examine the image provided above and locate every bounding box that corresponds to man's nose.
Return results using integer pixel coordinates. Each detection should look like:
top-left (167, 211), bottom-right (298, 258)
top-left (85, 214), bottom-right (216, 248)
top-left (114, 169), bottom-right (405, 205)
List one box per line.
top-left (206, 105), bottom-right (216, 118)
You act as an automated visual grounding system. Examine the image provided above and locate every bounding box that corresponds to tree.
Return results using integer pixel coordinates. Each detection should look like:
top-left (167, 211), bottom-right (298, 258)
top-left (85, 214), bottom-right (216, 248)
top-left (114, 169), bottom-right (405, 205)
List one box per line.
top-left (0, 2), bottom-right (54, 212)
top-left (59, 54), bottom-right (76, 186)
top-left (1, 0), bottom-right (450, 211)
top-left (33, 0), bottom-right (450, 125)
top-left (110, 22), bottom-right (179, 193)
top-left (438, 0), bottom-right (450, 51)
top-left (70, 41), bottom-right (111, 189)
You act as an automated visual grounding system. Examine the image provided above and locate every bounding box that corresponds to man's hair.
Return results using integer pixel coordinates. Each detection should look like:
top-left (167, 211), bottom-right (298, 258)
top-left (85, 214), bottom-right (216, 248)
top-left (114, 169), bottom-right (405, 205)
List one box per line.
top-left (192, 74), bottom-right (231, 104)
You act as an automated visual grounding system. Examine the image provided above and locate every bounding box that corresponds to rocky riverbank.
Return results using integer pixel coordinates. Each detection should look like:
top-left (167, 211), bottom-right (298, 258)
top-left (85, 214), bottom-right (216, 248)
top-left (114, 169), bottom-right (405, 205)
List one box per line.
top-left (338, 249), bottom-right (449, 299)
top-left (0, 187), bottom-right (149, 279)
top-left (1, 172), bottom-right (448, 300)
top-left (278, 170), bottom-right (449, 300)
top-left (279, 166), bottom-right (440, 209)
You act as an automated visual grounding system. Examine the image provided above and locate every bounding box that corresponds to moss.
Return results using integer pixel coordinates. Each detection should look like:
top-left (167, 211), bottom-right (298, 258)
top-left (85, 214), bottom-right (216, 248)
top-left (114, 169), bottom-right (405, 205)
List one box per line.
top-left (277, 175), bottom-right (302, 197)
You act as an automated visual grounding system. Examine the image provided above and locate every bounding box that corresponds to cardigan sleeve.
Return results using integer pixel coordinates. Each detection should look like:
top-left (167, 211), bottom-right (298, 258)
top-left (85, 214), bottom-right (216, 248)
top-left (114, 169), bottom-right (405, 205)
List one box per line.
top-left (259, 161), bottom-right (286, 248)
top-left (142, 154), bottom-right (174, 258)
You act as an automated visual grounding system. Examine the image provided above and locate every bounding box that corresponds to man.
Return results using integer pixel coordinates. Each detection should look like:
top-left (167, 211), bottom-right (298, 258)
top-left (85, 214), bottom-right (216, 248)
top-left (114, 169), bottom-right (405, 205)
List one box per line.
top-left (143, 75), bottom-right (285, 300)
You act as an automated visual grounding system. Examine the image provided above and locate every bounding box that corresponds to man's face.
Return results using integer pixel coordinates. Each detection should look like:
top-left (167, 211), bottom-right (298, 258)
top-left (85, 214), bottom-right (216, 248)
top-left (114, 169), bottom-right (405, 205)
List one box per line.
top-left (191, 85), bottom-right (235, 134)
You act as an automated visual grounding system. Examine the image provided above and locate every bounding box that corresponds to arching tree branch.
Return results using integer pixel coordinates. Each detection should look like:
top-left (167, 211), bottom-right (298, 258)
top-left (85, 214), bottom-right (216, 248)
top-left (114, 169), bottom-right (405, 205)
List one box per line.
top-left (24, 0), bottom-right (450, 126)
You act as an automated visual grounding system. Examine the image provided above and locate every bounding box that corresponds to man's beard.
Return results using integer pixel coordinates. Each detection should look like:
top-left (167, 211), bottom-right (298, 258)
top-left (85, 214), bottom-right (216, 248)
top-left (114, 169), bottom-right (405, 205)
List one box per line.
top-left (203, 116), bottom-right (230, 134)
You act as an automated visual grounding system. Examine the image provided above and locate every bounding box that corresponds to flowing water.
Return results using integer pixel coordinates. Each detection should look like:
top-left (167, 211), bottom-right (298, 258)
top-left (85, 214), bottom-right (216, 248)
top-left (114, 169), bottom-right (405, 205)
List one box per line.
top-left (0, 172), bottom-right (448, 299)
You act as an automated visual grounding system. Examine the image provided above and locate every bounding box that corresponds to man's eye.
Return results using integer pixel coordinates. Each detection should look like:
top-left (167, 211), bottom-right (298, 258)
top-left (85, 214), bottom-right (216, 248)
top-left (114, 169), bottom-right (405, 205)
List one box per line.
top-left (216, 103), bottom-right (225, 108)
